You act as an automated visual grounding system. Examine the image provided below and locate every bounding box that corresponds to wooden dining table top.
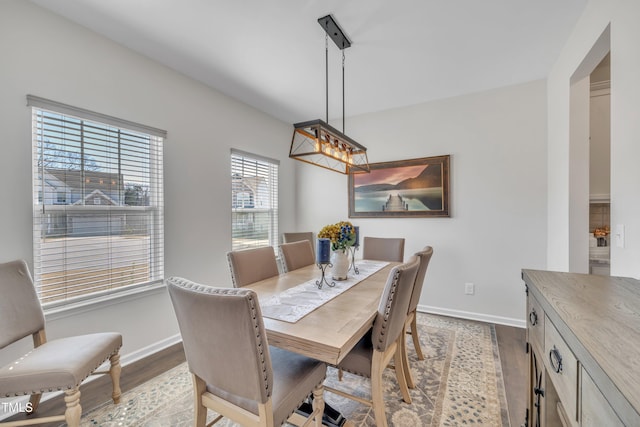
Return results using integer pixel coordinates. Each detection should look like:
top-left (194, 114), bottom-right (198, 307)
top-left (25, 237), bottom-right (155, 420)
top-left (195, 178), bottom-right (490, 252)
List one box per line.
top-left (246, 261), bottom-right (398, 365)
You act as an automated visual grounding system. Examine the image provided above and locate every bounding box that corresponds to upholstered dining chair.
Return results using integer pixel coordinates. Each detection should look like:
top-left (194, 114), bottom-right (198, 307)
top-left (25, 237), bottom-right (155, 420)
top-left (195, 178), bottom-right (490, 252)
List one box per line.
top-left (282, 232), bottom-right (315, 256)
top-left (0, 260), bottom-right (122, 427)
top-left (401, 246), bottom-right (434, 389)
top-left (227, 246), bottom-right (280, 287)
top-left (362, 237), bottom-right (405, 262)
top-left (167, 277), bottom-right (326, 427)
top-left (279, 240), bottom-right (315, 273)
top-left (324, 256), bottom-right (420, 427)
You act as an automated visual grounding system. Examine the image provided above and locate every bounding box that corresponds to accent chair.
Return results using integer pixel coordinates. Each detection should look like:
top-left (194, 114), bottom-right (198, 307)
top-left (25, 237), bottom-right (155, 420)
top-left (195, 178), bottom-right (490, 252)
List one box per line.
top-left (226, 246), bottom-right (279, 287)
top-left (401, 246), bottom-right (434, 388)
top-left (167, 277), bottom-right (326, 427)
top-left (362, 237), bottom-right (405, 262)
top-left (279, 240), bottom-right (315, 273)
top-left (0, 260), bottom-right (122, 427)
top-left (324, 256), bottom-right (420, 427)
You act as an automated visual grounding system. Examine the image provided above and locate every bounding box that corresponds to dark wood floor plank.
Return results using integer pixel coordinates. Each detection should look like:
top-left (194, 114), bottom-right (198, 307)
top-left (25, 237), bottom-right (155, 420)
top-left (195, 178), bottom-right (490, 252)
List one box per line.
top-left (496, 323), bottom-right (527, 427)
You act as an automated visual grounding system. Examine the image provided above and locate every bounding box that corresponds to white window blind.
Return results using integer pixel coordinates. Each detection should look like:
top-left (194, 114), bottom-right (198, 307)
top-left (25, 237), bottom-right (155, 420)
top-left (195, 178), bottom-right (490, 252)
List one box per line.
top-left (29, 95), bottom-right (165, 306)
top-left (231, 150), bottom-right (279, 251)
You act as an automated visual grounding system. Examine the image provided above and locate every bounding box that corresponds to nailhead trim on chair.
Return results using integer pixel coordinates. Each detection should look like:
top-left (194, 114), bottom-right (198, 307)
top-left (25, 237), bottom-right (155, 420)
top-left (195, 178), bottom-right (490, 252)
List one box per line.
top-left (225, 253), bottom-right (239, 287)
top-left (374, 269), bottom-right (400, 352)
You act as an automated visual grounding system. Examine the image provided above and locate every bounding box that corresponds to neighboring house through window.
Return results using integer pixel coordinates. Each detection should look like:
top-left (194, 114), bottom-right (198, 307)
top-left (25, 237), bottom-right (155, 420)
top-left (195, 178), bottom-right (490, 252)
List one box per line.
top-left (29, 95), bottom-right (165, 306)
top-left (231, 150), bottom-right (279, 251)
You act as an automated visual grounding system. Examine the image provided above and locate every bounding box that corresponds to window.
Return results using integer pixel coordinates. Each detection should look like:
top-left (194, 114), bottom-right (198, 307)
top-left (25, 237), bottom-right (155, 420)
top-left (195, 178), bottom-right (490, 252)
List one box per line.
top-left (29, 95), bottom-right (165, 306)
top-left (231, 150), bottom-right (278, 251)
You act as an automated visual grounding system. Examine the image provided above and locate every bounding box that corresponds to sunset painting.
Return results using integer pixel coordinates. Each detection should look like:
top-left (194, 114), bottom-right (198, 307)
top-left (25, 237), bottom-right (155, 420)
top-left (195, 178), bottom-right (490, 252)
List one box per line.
top-left (348, 155), bottom-right (450, 218)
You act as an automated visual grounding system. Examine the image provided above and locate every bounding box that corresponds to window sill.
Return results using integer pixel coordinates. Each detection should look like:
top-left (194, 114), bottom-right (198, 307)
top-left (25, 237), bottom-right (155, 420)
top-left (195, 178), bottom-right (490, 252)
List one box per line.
top-left (44, 281), bottom-right (166, 322)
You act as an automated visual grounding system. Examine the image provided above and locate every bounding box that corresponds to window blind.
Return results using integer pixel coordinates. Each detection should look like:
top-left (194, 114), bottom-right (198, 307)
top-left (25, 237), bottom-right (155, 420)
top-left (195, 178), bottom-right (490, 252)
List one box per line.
top-left (29, 96), bottom-right (165, 306)
top-left (231, 150), bottom-right (279, 251)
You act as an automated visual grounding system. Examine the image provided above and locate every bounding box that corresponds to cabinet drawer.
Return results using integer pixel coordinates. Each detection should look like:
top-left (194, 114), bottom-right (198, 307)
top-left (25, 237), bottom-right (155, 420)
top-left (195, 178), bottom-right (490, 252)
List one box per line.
top-left (581, 367), bottom-right (624, 426)
top-left (527, 293), bottom-right (544, 354)
top-left (544, 316), bottom-right (578, 425)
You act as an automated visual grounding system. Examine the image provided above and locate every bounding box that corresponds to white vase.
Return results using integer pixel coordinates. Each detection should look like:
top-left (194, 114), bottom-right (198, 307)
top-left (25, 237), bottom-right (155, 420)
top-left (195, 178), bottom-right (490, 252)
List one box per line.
top-left (331, 249), bottom-right (350, 280)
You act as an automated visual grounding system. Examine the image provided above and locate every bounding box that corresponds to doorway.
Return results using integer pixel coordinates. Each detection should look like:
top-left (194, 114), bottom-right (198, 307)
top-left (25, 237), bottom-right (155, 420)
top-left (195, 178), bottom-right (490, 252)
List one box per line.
top-left (568, 25), bottom-right (610, 274)
top-left (588, 53), bottom-right (611, 275)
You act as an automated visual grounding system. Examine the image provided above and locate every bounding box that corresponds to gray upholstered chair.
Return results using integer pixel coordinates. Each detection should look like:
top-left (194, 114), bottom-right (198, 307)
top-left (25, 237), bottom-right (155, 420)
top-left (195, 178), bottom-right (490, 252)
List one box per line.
top-left (0, 260), bottom-right (122, 427)
top-left (279, 240), bottom-right (315, 273)
top-left (226, 246), bottom-right (280, 287)
top-left (282, 232), bottom-right (314, 256)
top-left (362, 237), bottom-right (405, 262)
top-left (167, 278), bottom-right (326, 427)
top-left (401, 246), bottom-right (434, 388)
top-left (324, 256), bottom-right (420, 427)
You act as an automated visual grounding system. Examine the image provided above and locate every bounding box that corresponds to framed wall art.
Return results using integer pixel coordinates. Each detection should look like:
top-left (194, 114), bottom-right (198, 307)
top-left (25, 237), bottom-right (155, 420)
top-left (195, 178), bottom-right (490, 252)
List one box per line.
top-left (348, 155), bottom-right (450, 218)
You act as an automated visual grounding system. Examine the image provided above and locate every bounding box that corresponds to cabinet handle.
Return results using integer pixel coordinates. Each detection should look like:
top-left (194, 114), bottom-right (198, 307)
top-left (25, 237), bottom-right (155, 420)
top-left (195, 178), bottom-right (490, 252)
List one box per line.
top-left (549, 346), bottom-right (563, 374)
top-left (529, 309), bottom-right (538, 326)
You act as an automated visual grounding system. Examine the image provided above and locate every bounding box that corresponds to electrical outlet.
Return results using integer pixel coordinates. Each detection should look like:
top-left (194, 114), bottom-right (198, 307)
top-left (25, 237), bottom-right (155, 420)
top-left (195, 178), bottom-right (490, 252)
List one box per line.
top-left (465, 282), bottom-right (475, 295)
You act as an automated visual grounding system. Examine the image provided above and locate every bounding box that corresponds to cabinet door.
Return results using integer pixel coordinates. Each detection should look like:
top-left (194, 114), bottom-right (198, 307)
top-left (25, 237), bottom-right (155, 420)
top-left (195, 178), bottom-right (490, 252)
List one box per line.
top-left (528, 346), bottom-right (545, 427)
top-left (581, 368), bottom-right (624, 426)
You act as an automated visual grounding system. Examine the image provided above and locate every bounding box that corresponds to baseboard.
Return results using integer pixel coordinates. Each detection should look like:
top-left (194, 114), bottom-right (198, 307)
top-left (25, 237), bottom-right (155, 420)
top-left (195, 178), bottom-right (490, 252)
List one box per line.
top-left (0, 333), bottom-right (182, 421)
top-left (118, 333), bottom-right (182, 367)
top-left (419, 304), bottom-right (526, 329)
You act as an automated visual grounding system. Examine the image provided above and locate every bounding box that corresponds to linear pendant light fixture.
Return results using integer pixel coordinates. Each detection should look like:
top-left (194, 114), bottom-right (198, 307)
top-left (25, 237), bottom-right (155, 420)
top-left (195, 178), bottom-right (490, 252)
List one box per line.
top-left (289, 14), bottom-right (370, 174)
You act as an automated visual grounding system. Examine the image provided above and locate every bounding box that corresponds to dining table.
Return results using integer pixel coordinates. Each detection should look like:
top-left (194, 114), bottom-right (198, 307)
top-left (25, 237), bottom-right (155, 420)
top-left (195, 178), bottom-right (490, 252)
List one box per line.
top-left (246, 259), bottom-right (399, 427)
top-left (246, 260), bottom-right (398, 365)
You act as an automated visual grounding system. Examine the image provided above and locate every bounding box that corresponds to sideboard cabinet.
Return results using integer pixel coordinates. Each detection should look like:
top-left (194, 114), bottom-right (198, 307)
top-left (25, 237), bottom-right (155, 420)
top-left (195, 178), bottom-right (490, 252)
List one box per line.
top-left (522, 270), bottom-right (640, 427)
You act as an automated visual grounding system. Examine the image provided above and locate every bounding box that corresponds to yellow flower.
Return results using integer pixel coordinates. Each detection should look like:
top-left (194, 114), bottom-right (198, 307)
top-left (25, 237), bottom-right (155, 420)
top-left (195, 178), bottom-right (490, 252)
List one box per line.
top-left (318, 221), bottom-right (356, 251)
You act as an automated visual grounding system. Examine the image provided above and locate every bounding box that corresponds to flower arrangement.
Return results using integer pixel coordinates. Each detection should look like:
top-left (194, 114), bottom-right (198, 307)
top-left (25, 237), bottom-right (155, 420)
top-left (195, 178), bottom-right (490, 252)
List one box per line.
top-left (318, 221), bottom-right (356, 252)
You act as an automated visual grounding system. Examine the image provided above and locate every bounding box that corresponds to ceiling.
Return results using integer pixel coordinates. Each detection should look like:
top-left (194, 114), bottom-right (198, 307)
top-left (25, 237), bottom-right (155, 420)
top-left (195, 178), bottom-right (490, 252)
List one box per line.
top-left (31, 0), bottom-right (587, 124)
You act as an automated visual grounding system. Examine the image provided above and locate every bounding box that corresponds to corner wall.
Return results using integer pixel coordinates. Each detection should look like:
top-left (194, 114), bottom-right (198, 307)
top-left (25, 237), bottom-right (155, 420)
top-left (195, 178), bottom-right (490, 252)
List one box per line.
top-left (547, 0), bottom-right (640, 277)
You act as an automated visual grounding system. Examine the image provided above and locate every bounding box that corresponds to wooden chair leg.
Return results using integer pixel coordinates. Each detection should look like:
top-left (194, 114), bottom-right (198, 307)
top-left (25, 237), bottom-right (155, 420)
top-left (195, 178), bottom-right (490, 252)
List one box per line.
top-left (192, 374), bottom-right (208, 427)
top-left (28, 393), bottom-right (42, 414)
top-left (109, 352), bottom-right (122, 404)
top-left (371, 352), bottom-right (389, 427)
top-left (64, 388), bottom-right (82, 427)
top-left (312, 385), bottom-right (325, 427)
top-left (410, 316), bottom-right (425, 360)
top-left (401, 323), bottom-right (416, 389)
top-left (394, 338), bottom-right (412, 404)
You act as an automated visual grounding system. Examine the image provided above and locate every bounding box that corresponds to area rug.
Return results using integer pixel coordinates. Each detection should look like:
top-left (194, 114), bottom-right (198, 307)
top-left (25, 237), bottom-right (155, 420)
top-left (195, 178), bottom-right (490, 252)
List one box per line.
top-left (80, 314), bottom-right (510, 426)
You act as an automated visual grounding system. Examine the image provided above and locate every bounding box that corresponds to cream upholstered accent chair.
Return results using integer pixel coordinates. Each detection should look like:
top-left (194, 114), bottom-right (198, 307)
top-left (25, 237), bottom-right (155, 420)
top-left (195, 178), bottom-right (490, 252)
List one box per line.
top-left (167, 278), bottom-right (326, 427)
top-left (0, 260), bottom-right (122, 427)
top-left (282, 232), bottom-right (315, 256)
top-left (362, 237), bottom-right (405, 262)
top-left (401, 246), bottom-right (434, 388)
top-left (324, 256), bottom-right (420, 427)
top-left (282, 231), bottom-right (313, 245)
top-left (226, 246), bottom-right (280, 287)
top-left (279, 240), bottom-right (315, 273)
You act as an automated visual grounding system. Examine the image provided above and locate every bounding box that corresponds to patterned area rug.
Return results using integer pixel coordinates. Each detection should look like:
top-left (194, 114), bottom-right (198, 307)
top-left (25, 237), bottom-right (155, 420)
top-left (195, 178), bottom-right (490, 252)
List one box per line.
top-left (81, 314), bottom-right (510, 426)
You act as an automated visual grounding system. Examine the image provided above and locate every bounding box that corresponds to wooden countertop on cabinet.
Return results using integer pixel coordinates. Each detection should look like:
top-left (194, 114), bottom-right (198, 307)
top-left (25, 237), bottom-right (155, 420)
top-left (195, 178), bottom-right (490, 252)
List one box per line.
top-left (522, 269), bottom-right (640, 426)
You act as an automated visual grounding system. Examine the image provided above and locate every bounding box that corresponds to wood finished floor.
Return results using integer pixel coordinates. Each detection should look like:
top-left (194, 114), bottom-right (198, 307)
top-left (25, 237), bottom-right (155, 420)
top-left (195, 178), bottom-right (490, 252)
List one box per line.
top-left (6, 323), bottom-right (526, 427)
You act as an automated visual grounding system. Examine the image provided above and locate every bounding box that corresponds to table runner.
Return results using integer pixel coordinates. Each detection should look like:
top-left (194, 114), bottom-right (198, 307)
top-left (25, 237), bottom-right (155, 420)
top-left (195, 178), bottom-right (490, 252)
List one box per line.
top-left (259, 260), bottom-right (389, 323)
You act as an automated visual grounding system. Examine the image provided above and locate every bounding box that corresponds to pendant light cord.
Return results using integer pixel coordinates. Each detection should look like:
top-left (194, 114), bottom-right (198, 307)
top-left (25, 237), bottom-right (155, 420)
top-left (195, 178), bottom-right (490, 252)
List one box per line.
top-left (325, 33), bottom-right (329, 123)
top-left (342, 48), bottom-right (345, 133)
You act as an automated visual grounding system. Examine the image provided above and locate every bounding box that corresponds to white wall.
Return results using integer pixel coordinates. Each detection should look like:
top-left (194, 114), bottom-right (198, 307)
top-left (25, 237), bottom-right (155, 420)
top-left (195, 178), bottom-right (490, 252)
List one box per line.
top-left (0, 1), bottom-right (295, 365)
top-left (547, 0), bottom-right (640, 277)
top-left (569, 76), bottom-right (590, 273)
top-left (295, 80), bottom-right (548, 326)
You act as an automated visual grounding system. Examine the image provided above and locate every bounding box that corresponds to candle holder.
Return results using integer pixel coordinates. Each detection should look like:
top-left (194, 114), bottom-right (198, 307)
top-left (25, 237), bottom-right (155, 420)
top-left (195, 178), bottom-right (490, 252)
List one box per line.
top-left (315, 262), bottom-right (336, 289)
top-left (348, 245), bottom-right (360, 275)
